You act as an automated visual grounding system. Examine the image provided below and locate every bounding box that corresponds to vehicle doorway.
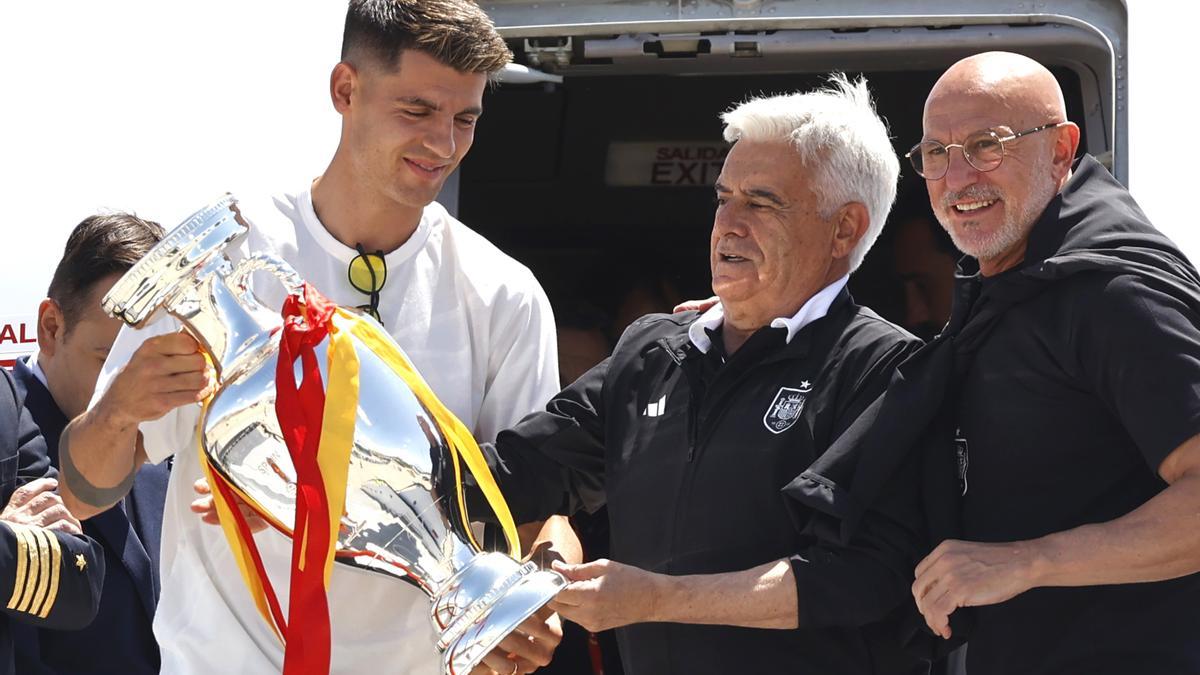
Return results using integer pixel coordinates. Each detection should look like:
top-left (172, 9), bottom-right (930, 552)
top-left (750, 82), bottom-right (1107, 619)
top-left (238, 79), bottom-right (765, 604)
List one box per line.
top-left (459, 65), bottom-right (1088, 341)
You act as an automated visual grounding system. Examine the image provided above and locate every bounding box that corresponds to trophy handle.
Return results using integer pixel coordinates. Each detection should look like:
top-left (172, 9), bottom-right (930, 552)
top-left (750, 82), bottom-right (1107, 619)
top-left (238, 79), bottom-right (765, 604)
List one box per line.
top-left (228, 253), bottom-right (304, 304)
top-left (103, 194), bottom-right (248, 328)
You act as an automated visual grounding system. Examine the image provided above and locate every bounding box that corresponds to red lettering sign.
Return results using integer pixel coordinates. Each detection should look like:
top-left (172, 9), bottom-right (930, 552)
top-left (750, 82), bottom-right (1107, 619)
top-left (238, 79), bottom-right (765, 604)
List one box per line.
top-left (0, 322), bottom-right (37, 346)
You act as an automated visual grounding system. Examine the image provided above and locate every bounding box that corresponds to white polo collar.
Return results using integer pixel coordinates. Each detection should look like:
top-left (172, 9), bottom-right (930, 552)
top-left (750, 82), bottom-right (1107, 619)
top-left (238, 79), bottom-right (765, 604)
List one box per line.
top-left (687, 275), bottom-right (849, 353)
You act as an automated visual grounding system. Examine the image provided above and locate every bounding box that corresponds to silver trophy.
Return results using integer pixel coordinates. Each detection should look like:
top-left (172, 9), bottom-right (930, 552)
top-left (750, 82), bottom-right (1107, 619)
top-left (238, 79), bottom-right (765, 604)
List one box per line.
top-left (102, 195), bottom-right (566, 674)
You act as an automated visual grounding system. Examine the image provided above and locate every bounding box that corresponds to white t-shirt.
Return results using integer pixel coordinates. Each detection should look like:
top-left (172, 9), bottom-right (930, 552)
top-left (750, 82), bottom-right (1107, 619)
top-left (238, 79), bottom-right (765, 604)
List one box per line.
top-left (90, 189), bottom-right (560, 674)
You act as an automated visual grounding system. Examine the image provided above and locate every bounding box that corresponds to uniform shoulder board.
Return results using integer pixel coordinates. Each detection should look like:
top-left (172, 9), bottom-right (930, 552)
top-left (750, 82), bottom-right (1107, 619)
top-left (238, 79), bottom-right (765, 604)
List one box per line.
top-left (0, 521), bottom-right (102, 628)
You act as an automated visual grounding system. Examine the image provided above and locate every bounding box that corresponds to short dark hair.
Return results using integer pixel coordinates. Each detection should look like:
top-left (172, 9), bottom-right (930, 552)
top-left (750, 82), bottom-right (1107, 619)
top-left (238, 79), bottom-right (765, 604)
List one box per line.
top-left (341, 0), bottom-right (511, 75)
top-left (46, 213), bottom-right (165, 331)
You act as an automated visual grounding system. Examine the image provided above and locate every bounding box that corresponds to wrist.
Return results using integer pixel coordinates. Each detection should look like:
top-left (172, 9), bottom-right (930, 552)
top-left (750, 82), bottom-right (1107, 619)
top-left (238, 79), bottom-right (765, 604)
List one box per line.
top-left (1021, 536), bottom-right (1055, 590)
top-left (647, 571), bottom-right (680, 623)
top-left (92, 393), bottom-right (141, 432)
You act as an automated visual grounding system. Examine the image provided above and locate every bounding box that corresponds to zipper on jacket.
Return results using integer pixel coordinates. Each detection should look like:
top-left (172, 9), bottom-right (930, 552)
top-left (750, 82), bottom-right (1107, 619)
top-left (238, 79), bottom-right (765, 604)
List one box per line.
top-left (659, 339), bottom-right (701, 461)
top-left (653, 339), bottom-right (703, 578)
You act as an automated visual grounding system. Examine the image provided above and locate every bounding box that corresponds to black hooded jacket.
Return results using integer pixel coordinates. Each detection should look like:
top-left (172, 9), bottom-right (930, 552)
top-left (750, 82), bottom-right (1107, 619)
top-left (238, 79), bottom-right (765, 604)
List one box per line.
top-left (787, 155), bottom-right (1200, 674)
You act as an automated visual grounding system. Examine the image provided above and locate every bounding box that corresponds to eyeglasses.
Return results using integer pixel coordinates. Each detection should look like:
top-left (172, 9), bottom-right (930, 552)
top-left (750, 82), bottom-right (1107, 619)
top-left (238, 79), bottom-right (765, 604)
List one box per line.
top-left (906, 122), bottom-right (1070, 180)
top-left (348, 243), bottom-right (387, 325)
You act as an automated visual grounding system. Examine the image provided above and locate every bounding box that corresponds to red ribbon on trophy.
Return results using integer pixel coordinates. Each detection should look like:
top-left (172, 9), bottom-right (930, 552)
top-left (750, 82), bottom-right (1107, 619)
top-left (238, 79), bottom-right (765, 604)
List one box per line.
top-left (197, 282), bottom-right (521, 675)
top-left (201, 283), bottom-right (358, 675)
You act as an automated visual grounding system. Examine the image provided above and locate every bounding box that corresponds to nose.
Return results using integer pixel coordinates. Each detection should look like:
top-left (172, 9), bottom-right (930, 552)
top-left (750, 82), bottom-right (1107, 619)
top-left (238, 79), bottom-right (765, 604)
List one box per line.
top-left (942, 147), bottom-right (980, 192)
top-left (713, 201), bottom-right (750, 238)
top-left (423, 117), bottom-right (456, 159)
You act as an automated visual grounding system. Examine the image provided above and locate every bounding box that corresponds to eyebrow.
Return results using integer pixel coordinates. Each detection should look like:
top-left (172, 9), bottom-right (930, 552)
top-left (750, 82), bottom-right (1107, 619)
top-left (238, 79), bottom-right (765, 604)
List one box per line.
top-left (396, 96), bottom-right (483, 117)
top-left (714, 182), bottom-right (787, 207)
top-left (746, 187), bottom-right (787, 207)
top-left (923, 124), bottom-right (1015, 143)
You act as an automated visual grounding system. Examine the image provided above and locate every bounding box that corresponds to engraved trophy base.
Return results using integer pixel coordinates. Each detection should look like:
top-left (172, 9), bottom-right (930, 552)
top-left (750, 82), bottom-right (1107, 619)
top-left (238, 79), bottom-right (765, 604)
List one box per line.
top-left (434, 552), bottom-right (568, 674)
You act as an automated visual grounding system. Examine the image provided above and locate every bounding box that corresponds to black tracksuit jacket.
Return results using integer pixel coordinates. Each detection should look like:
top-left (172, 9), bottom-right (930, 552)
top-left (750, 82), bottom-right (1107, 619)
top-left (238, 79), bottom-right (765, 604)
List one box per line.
top-left (483, 290), bottom-right (929, 674)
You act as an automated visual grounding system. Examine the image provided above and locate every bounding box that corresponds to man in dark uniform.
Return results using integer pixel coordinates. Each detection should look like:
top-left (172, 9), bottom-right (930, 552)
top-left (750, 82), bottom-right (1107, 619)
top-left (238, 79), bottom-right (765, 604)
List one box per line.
top-left (11, 213), bottom-right (168, 674)
top-left (473, 76), bottom-right (928, 674)
top-left (0, 366), bottom-right (104, 675)
top-left (828, 51), bottom-right (1200, 674)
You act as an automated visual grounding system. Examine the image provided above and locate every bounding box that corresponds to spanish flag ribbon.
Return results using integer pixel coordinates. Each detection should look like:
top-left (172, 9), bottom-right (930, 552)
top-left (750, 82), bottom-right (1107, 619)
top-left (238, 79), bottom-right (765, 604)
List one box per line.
top-left (272, 284), bottom-right (347, 675)
top-left (199, 283), bottom-right (520, 673)
top-left (200, 282), bottom-right (358, 675)
top-left (346, 315), bottom-right (520, 559)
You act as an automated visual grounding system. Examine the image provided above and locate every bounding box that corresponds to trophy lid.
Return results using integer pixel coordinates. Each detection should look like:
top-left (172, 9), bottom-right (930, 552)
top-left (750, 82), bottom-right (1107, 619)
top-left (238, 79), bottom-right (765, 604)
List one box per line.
top-left (103, 194), bottom-right (250, 327)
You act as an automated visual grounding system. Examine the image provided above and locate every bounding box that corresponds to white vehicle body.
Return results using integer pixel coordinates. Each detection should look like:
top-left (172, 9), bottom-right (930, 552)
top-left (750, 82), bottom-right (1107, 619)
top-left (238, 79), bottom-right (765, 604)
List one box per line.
top-left (0, 1), bottom-right (1194, 365)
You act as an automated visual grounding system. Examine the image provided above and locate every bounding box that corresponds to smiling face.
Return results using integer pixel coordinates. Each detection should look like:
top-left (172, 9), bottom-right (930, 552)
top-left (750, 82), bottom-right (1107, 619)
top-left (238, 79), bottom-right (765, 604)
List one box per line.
top-left (922, 52), bottom-right (1079, 275)
top-left (711, 139), bottom-right (861, 331)
top-left (341, 49), bottom-right (487, 212)
top-left (922, 102), bottom-right (1057, 268)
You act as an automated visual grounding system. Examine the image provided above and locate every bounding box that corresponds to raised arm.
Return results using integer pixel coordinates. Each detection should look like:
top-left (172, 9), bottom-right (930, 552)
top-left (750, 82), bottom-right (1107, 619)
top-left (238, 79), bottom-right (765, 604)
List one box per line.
top-left (59, 331), bottom-right (212, 519)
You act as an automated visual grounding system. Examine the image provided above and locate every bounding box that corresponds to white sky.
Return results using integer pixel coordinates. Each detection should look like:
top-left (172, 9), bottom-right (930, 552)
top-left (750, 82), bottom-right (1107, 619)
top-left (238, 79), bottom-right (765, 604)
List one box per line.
top-left (0, 2), bottom-right (1195, 348)
top-left (0, 2), bottom-right (345, 323)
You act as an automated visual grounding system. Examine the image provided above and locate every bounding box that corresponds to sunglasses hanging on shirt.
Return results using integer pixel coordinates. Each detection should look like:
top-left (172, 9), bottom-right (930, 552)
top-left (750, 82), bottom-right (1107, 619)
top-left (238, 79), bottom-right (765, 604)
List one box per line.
top-left (348, 243), bottom-right (387, 325)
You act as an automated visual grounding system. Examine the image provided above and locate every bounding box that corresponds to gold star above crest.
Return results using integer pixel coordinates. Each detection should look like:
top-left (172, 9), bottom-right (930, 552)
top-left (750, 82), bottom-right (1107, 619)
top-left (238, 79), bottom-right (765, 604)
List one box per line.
top-left (75, 554), bottom-right (87, 572)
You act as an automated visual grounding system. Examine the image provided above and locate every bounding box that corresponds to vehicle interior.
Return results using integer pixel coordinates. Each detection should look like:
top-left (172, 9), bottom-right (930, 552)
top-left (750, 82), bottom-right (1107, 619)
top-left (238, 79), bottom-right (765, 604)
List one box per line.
top-left (456, 18), bottom-right (1115, 349)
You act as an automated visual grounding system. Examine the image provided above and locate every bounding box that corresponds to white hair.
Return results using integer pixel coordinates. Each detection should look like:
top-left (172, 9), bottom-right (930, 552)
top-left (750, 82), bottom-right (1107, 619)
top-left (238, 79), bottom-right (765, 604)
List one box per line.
top-left (720, 74), bottom-right (900, 272)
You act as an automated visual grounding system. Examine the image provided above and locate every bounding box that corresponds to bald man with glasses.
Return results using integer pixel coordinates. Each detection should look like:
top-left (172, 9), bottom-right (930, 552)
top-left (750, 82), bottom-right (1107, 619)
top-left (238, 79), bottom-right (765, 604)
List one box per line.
top-left (816, 51), bottom-right (1200, 675)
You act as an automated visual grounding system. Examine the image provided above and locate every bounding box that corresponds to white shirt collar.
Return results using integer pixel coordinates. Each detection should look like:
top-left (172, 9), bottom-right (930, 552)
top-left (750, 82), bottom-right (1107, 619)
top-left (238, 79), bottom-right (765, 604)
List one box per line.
top-left (687, 275), bottom-right (850, 353)
top-left (296, 187), bottom-right (436, 266)
top-left (24, 351), bottom-right (50, 388)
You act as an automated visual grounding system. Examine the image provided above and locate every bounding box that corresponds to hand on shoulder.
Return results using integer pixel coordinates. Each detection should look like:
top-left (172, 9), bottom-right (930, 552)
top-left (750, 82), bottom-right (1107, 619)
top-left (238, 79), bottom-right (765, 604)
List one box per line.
top-left (0, 477), bottom-right (82, 535)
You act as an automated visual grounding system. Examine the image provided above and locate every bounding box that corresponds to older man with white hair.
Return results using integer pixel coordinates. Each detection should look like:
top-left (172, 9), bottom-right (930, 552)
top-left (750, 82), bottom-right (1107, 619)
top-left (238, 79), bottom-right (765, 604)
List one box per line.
top-left (469, 75), bottom-right (928, 675)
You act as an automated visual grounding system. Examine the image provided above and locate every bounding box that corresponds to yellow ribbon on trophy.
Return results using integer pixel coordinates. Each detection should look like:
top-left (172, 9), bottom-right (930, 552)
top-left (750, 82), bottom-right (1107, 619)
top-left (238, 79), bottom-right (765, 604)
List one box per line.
top-left (197, 300), bottom-right (520, 655)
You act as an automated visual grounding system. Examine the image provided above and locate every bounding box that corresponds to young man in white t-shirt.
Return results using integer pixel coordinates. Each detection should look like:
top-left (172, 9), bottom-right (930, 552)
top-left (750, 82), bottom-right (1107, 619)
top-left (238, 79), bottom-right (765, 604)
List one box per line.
top-left (55, 2), bottom-right (576, 674)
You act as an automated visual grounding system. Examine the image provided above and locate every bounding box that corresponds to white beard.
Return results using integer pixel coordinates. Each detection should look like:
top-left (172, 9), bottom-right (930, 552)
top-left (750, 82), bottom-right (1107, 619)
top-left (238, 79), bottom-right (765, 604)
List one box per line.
top-left (936, 152), bottom-right (1058, 262)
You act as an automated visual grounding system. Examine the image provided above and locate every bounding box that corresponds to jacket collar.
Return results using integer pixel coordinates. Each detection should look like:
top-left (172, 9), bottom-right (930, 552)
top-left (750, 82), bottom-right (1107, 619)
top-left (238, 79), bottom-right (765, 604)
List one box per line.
top-left (957, 155), bottom-right (1187, 281)
top-left (15, 358), bottom-right (164, 621)
top-left (686, 275), bottom-right (850, 353)
top-left (661, 286), bottom-right (855, 365)
top-left (12, 356), bottom-right (68, 460)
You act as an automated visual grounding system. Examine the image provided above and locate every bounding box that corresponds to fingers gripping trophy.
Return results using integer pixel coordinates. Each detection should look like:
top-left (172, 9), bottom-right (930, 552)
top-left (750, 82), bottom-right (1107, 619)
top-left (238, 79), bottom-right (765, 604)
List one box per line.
top-left (101, 195), bottom-right (566, 675)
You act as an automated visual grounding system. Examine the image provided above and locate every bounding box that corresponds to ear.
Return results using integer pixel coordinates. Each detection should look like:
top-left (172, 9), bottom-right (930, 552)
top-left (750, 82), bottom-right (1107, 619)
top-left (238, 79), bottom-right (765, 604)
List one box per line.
top-left (830, 202), bottom-right (871, 261)
top-left (1051, 122), bottom-right (1082, 180)
top-left (330, 61), bottom-right (358, 115)
top-left (36, 299), bottom-right (64, 358)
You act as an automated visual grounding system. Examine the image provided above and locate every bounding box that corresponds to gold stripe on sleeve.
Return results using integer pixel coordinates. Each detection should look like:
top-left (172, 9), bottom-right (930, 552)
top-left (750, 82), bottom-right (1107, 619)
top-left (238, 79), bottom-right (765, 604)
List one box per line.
top-left (26, 529), bottom-right (53, 616)
top-left (16, 527), bottom-right (48, 614)
top-left (36, 530), bottom-right (62, 619)
top-left (5, 524), bottom-right (29, 610)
